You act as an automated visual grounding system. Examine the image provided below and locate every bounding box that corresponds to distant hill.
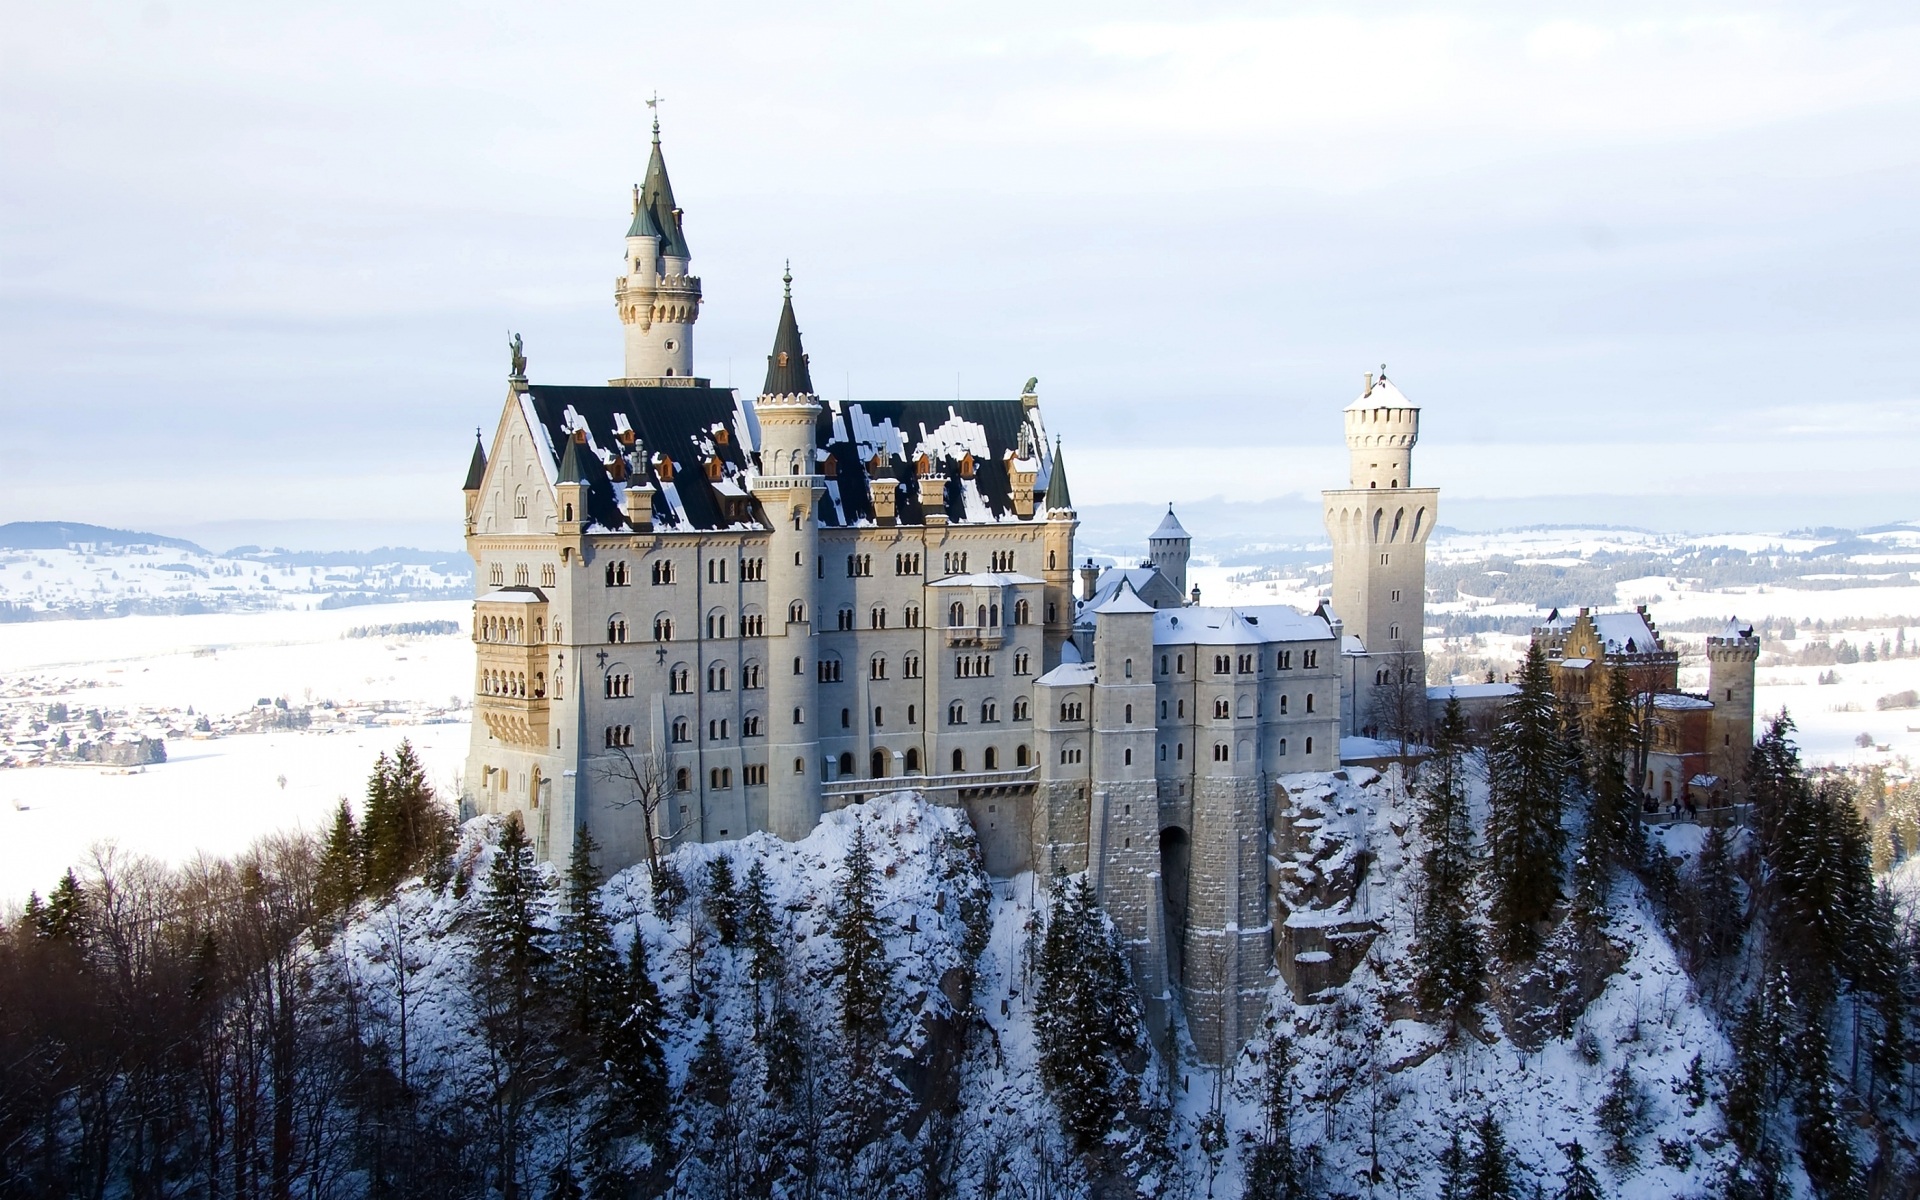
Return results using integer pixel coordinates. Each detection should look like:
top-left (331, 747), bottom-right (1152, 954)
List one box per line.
top-left (0, 521), bottom-right (208, 554)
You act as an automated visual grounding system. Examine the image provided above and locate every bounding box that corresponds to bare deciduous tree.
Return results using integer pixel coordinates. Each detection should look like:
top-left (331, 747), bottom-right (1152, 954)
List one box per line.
top-left (594, 745), bottom-right (680, 890)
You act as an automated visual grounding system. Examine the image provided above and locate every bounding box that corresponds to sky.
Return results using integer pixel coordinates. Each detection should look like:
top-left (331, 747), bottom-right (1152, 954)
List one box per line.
top-left (2, 1), bottom-right (1917, 552)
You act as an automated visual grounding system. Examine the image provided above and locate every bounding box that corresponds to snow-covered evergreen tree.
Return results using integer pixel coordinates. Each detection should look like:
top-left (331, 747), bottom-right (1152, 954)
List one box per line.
top-left (1487, 642), bottom-right (1569, 957)
top-left (1413, 697), bottom-right (1486, 1030)
top-left (1465, 1110), bottom-right (1518, 1200)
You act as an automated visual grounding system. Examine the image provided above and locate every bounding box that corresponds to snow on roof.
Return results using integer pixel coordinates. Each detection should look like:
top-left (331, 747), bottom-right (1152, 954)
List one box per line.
top-left (1153, 604), bottom-right (1332, 646)
top-left (1092, 581), bottom-right (1156, 615)
top-left (1560, 657), bottom-right (1593, 669)
top-left (1035, 661), bottom-right (1096, 686)
top-left (1714, 617), bottom-right (1755, 641)
top-left (1151, 506), bottom-right (1189, 540)
top-left (927, 572), bottom-right (1043, 588)
top-left (1344, 374), bottom-right (1414, 411)
top-left (1427, 682), bottom-right (1520, 700)
top-left (1654, 693), bottom-right (1715, 711)
top-left (1689, 774), bottom-right (1722, 788)
top-left (1342, 634), bottom-right (1368, 655)
top-left (1592, 611), bottom-right (1659, 654)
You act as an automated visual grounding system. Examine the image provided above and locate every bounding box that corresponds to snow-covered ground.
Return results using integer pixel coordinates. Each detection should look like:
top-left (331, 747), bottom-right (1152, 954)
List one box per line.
top-left (0, 541), bottom-right (467, 616)
top-left (0, 601), bottom-right (474, 905)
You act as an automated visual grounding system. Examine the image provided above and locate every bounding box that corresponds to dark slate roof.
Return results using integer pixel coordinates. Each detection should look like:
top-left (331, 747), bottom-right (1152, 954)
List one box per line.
top-left (519, 384), bottom-right (1052, 532)
top-left (814, 398), bottom-right (1039, 527)
top-left (625, 186), bottom-right (664, 239)
top-left (1044, 438), bottom-right (1072, 510)
top-left (463, 433), bottom-right (488, 490)
top-left (522, 383), bottom-right (753, 532)
top-left (638, 136), bottom-right (689, 258)
top-left (762, 286), bottom-right (814, 396)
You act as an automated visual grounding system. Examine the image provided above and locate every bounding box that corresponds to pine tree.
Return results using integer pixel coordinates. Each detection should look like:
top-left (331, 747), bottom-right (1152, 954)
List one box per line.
top-left (361, 750), bottom-right (398, 890)
top-left (1466, 1110), bottom-right (1516, 1200)
top-left (1413, 697), bottom-right (1484, 1028)
top-left (600, 930), bottom-right (668, 1141)
top-left (1794, 1018), bottom-right (1858, 1200)
top-left (832, 819), bottom-right (891, 1069)
top-left (1437, 1128), bottom-right (1469, 1200)
top-left (474, 812), bottom-right (554, 1197)
top-left (556, 828), bottom-right (621, 1039)
top-left (1555, 1141), bottom-right (1601, 1200)
top-left (1487, 642), bottom-right (1568, 957)
top-left (1243, 1027), bottom-right (1305, 1197)
top-left (705, 853), bottom-right (741, 947)
top-left (1585, 664), bottom-right (1640, 872)
top-left (315, 798), bottom-right (362, 923)
top-left (1034, 873), bottom-right (1142, 1152)
top-left (1685, 824), bottom-right (1743, 963)
top-left (362, 741), bottom-right (455, 894)
top-left (1863, 883), bottom-right (1909, 1100)
top-left (1596, 1064), bottom-right (1646, 1168)
top-left (741, 858), bottom-right (782, 1030)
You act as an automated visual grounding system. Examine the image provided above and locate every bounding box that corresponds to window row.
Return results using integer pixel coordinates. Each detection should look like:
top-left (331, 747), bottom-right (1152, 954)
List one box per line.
top-left (482, 669), bottom-right (544, 699)
top-left (1157, 648), bottom-right (1320, 675)
top-left (602, 557), bottom-right (767, 587)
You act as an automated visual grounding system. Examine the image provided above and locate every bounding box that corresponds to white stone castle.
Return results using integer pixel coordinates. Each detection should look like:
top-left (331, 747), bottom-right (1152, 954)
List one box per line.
top-left (461, 122), bottom-right (1438, 1061)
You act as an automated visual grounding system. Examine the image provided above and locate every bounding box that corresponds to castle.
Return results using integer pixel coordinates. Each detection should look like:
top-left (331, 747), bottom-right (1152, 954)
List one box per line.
top-left (458, 122), bottom-right (1751, 1063)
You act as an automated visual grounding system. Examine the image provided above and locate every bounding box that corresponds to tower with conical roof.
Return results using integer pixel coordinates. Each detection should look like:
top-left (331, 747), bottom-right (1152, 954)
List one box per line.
top-left (614, 113), bottom-right (703, 383)
top-left (750, 267), bottom-right (824, 839)
top-left (1322, 368), bottom-right (1439, 735)
top-left (1148, 505), bottom-right (1191, 600)
top-left (1042, 437), bottom-right (1078, 666)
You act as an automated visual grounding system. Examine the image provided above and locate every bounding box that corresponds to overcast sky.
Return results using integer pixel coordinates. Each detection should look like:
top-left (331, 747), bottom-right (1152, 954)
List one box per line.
top-left (3, 1), bottom-right (1917, 550)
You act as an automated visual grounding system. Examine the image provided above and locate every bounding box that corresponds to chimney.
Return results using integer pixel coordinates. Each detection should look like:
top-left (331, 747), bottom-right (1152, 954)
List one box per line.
top-left (919, 474), bottom-right (947, 524)
top-left (871, 476), bottom-right (899, 526)
top-left (1363, 371), bottom-right (1374, 395)
top-left (1190, 585), bottom-right (1202, 607)
top-left (624, 482), bottom-right (656, 532)
top-left (1079, 559), bottom-right (1099, 602)
top-left (1006, 449), bottom-right (1037, 519)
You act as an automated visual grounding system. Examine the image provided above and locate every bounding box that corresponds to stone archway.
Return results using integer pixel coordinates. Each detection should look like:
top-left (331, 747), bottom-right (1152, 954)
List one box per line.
top-left (1160, 826), bottom-right (1191, 986)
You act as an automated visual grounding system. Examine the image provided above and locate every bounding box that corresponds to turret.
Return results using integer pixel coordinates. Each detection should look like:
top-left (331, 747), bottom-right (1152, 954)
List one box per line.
top-left (1148, 504), bottom-right (1191, 599)
top-left (463, 428), bottom-right (487, 533)
top-left (613, 114), bottom-right (703, 384)
top-left (1706, 618), bottom-right (1760, 791)
top-left (1042, 437), bottom-right (1078, 665)
top-left (1344, 368), bottom-right (1420, 490)
top-left (748, 267), bottom-right (824, 840)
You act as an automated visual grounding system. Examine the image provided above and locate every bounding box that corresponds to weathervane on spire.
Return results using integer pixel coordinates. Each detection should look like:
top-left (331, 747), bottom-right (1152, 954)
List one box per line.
top-left (647, 91), bottom-right (664, 142)
top-left (783, 259), bottom-right (792, 300)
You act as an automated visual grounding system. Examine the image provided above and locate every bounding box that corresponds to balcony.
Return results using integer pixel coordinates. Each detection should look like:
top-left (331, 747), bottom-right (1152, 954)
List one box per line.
top-left (943, 624), bottom-right (1006, 649)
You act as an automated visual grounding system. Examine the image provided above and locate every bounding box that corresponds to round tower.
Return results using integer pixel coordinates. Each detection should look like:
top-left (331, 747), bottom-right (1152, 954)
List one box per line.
top-left (1322, 367), bottom-right (1438, 735)
top-left (1148, 505), bottom-right (1192, 600)
top-left (1343, 369), bottom-right (1420, 491)
top-left (1706, 619), bottom-right (1760, 790)
top-left (750, 268), bottom-right (824, 840)
top-left (614, 116), bottom-right (703, 383)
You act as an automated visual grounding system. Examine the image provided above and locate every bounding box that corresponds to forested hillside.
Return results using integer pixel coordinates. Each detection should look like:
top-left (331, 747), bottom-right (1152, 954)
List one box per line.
top-left (3, 665), bottom-right (1919, 1198)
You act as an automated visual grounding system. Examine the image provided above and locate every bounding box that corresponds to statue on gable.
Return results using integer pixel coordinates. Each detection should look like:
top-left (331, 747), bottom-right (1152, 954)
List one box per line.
top-left (508, 332), bottom-right (527, 380)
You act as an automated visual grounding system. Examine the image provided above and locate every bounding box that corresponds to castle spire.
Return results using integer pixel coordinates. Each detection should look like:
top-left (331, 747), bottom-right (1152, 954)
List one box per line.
top-left (463, 428), bottom-right (488, 491)
top-left (1045, 437), bottom-right (1073, 510)
top-left (636, 109), bottom-right (687, 258)
top-left (762, 269), bottom-right (814, 396)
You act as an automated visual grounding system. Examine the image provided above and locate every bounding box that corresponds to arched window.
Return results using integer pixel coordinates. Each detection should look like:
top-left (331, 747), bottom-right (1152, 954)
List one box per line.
top-left (984, 746), bottom-right (999, 770)
top-left (1305, 736), bottom-right (1313, 754)
top-left (870, 654), bottom-right (887, 680)
top-left (707, 609), bottom-right (729, 638)
top-left (1124, 703), bottom-right (1133, 724)
top-left (949, 601), bottom-right (965, 627)
top-left (706, 664), bottom-right (728, 692)
top-left (671, 717), bottom-right (690, 743)
top-left (1015, 744), bottom-right (1029, 767)
top-left (905, 747), bottom-right (922, 773)
top-left (837, 751), bottom-right (855, 777)
top-left (948, 700), bottom-right (966, 725)
top-left (870, 605), bottom-right (887, 629)
top-left (1014, 599), bottom-right (1030, 624)
top-left (788, 600), bottom-right (807, 623)
top-left (952, 748), bottom-right (965, 772)
top-left (675, 767), bottom-right (690, 791)
top-left (870, 749), bottom-right (888, 779)
top-left (977, 604), bottom-right (988, 627)
top-left (607, 615), bottom-right (628, 643)
top-left (1013, 697), bottom-right (1029, 720)
top-left (653, 614), bottom-right (674, 642)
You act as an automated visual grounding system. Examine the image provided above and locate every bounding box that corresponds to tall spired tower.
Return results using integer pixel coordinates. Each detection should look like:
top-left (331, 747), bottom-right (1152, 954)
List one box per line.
top-left (749, 269), bottom-right (824, 839)
top-left (613, 114), bottom-right (703, 384)
top-left (1322, 369), bottom-right (1438, 735)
